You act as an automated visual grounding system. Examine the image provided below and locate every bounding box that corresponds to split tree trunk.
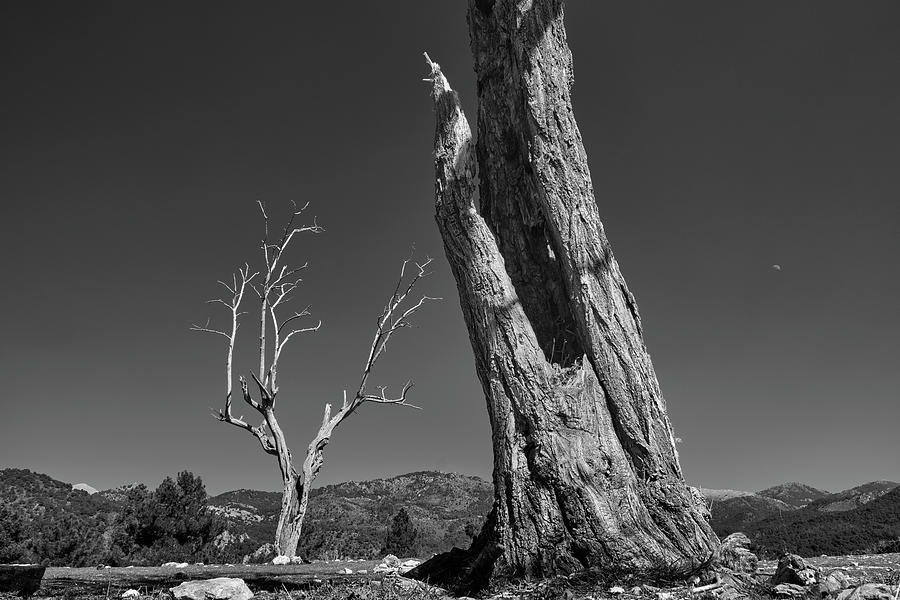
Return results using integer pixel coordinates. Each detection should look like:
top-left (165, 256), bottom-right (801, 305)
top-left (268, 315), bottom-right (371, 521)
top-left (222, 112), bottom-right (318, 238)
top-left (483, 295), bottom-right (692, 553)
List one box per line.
top-left (272, 418), bottom-right (329, 556)
top-left (275, 476), bottom-right (304, 555)
top-left (413, 0), bottom-right (718, 592)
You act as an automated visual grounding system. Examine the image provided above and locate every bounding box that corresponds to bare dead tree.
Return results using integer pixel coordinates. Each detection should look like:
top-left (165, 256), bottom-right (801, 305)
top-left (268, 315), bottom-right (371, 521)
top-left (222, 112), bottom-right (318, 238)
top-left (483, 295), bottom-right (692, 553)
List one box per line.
top-left (409, 0), bottom-right (719, 593)
top-left (193, 202), bottom-right (435, 557)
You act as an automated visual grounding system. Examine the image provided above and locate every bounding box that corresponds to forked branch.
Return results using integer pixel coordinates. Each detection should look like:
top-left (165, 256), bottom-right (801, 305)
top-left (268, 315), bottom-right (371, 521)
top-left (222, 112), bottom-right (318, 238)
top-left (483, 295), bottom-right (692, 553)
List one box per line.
top-left (254, 200), bottom-right (323, 398)
top-left (300, 257), bottom-right (438, 482)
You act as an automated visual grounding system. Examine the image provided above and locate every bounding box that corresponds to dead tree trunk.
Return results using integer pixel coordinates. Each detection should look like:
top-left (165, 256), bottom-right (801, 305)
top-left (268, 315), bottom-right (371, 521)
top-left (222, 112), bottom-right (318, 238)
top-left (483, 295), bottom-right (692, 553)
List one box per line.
top-left (412, 0), bottom-right (718, 592)
top-left (194, 203), bottom-right (434, 559)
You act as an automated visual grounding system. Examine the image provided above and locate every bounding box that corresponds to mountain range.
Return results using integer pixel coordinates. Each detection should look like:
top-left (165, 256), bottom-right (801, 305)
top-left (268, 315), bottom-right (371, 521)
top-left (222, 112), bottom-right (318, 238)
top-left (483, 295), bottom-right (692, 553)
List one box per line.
top-left (207, 471), bottom-right (492, 559)
top-left (2, 468), bottom-right (898, 562)
top-left (0, 469), bottom-right (491, 562)
top-left (701, 480), bottom-right (900, 556)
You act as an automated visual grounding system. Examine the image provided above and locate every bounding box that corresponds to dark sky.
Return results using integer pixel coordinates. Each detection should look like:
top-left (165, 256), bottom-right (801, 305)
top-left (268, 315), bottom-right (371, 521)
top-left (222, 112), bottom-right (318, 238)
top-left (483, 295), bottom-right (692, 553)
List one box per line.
top-left (2, 2), bottom-right (898, 496)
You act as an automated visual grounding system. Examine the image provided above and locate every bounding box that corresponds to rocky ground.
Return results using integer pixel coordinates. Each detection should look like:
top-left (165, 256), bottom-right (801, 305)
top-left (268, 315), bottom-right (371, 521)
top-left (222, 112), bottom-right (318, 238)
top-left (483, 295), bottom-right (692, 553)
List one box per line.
top-left (2, 552), bottom-right (899, 600)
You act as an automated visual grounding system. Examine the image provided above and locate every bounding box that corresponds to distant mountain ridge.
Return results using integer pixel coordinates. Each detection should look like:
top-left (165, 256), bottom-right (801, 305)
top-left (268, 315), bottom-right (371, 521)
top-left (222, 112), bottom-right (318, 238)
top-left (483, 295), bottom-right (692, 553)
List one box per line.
top-left (701, 488), bottom-right (793, 536)
top-left (701, 480), bottom-right (900, 557)
top-left (745, 485), bottom-right (900, 556)
top-left (208, 471), bottom-right (493, 559)
top-left (4, 468), bottom-right (899, 564)
top-left (757, 482), bottom-right (830, 508)
top-left (809, 481), bottom-right (899, 512)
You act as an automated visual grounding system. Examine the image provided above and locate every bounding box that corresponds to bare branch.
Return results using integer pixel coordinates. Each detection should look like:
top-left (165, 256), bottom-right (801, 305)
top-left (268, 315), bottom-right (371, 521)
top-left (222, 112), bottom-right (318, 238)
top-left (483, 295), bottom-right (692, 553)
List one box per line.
top-left (189, 320), bottom-right (230, 340)
top-left (361, 381), bottom-right (422, 409)
top-left (239, 376), bottom-right (264, 413)
top-left (249, 372), bottom-right (274, 409)
top-left (278, 306), bottom-right (312, 334)
top-left (216, 408), bottom-right (278, 456)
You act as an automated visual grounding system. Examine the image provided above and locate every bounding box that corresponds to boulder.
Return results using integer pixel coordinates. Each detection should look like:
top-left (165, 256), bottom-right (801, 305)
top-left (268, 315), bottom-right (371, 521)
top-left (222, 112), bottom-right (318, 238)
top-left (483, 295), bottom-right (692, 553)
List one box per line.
top-left (836, 584), bottom-right (894, 600)
top-left (770, 554), bottom-right (819, 587)
top-left (271, 555), bottom-right (290, 566)
top-left (171, 577), bottom-right (253, 600)
top-left (382, 554), bottom-right (401, 568)
top-left (162, 562), bottom-right (190, 569)
top-left (818, 571), bottom-right (852, 597)
top-left (122, 590), bottom-right (140, 598)
top-left (718, 532), bottom-right (759, 573)
top-left (340, 568), bottom-right (353, 574)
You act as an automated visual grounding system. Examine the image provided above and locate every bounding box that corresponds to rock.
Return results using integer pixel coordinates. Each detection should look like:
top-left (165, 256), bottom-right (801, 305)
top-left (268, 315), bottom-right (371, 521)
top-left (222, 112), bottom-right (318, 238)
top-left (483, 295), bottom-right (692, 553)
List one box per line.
top-left (609, 586), bottom-right (625, 594)
top-left (290, 556), bottom-right (306, 565)
top-left (340, 568), bottom-right (353, 574)
top-left (122, 590), bottom-right (140, 598)
top-left (383, 575), bottom-right (444, 595)
top-left (718, 588), bottom-right (746, 600)
top-left (162, 562), bottom-right (190, 569)
top-left (383, 554), bottom-right (401, 568)
top-left (771, 554), bottom-right (819, 587)
top-left (244, 543), bottom-right (276, 564)
top-left (818, 571), bottom-right (851, 597)
top-left (271, 555), bottom-right (290, 566)
top-left (373, 564), bottom-right (397, 573)
top-left (656, 593), bottom-right (673, 600)
top-left (629, 587), bottom-right (643, 596)
top-left (773, 583), bottom-right (809, 598)
top-left (357, 569), bottom-right (368, 574)
top-left (399, 559), bottom-right (421, 574)
top-left (836, 584), bottom-right (894, 600)
top-left (718, 532), bottom-right (759, 573)
top-left (171, 577), bottom-right (253, 600)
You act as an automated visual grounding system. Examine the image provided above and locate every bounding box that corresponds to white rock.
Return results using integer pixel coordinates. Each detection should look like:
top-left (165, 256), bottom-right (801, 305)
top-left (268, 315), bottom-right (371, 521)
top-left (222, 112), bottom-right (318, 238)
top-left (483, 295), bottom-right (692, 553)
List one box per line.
top-left (609, 587), bottom-right (625, 595)
top-left (382, 554), bottom-right (401, 568)
top-left (271, 555), bottom-right (291, 565)
top-left (357, 569), bottom-right (368, 574)
top-left (340, 568), bottom-right (353, 574)
top-left (290, 556), bottom-right (305, 565)
top-left (122, 590), bottom-right (140, 599)
top-left (171, 578), bottom-right (253, 600)
top-left (399, 560), bottom-right (421, 574)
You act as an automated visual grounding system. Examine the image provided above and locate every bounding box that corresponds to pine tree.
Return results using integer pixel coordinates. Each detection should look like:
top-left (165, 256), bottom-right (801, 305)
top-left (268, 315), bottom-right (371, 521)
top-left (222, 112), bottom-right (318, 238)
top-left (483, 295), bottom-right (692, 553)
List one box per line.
top-left (383, 508), bottom-right (418, 558)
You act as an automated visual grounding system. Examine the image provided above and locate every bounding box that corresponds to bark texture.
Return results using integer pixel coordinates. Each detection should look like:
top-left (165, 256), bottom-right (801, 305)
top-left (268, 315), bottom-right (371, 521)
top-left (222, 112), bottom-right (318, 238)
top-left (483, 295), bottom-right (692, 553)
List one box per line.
top-left (412, 0), bottom-right (718, 592)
